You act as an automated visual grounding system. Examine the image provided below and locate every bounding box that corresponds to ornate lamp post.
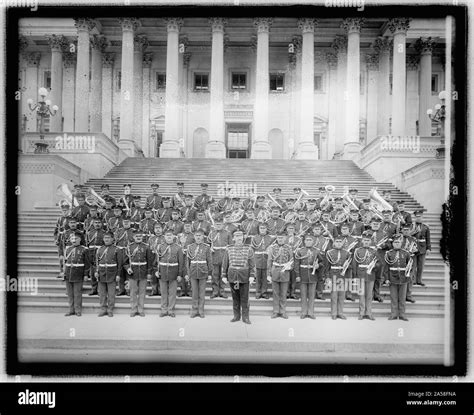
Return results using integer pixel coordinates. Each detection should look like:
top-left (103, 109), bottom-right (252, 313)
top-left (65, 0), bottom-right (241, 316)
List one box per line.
top-left (427, 90), bottom-right (446, 159)
top-left (27, 87), bottom-right (59, 153)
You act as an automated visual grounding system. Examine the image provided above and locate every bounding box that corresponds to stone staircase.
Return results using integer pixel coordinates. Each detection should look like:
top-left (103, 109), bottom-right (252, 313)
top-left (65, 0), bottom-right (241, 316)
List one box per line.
top-left (17, 158), bottom-right (447, 318)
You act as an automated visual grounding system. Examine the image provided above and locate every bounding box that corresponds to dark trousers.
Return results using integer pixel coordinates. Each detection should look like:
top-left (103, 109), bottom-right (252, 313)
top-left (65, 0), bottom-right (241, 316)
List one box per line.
top-left (316, 276), bottom-right (324, 297)
top-left (230, 282), bottom-right (250, 320)
top-left (150, 273), bottom-right (160, 295)
top-left (98, 281), bottom-right (116, 312)
top-left (160, 279), bottom-right (178, 313)
top-left (179, 277), bottom-right (191, 296)
top-left (191, 278), bottom-right (206, 315)
top-left (118, 268), bottom-right (128, 294)
top-left (406, 274), bottom-right (414, 300)
top-left (287, 270), bottom-right (298, 296)
top-left (300, 283), bottom-right (316, 317)
top-left (359, 279), bottom-right (375, 317)
top-left (389, 283), bottom-right (408, 318)
top-left (415, 254), bottom-right (426, 284)
top-left (256, 268), bottom-right (268, 296)
top-left (66, 281), bottom-right (83, 314)
top-left (212, 263), bottom-right (225, 295)
top-left (272, 281), bottom-right (289, 315)
top-left (372, 261), bottom-right (384, 299)
top-left (129, 279), bottom-right (147, 314)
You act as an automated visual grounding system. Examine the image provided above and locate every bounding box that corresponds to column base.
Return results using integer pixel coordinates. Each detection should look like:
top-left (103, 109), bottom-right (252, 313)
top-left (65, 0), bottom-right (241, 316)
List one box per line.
top-left (205, 141), bottom-right (226, 158)
top-left (295, 142), bottom-right (319, 160)
top-left (118, 140), bottom-right (138, 158)
top-left (341, 141), bottom-right (362, 160)
top-left (251, 141), bottom-right (272, 159)
top-left (159, 141), bottom-right (181, 158)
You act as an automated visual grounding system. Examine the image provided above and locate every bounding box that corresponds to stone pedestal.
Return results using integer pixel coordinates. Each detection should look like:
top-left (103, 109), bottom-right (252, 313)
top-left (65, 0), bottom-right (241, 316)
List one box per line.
top-left (159, 140), bottom-right (181, 158)
top-left (295, 142), bottom-right (319, 160)
top-left (342, 141), bottom-right (362, 160)
top-left (251, 141), bottom-right (272, 159)
top-left (205, 141), bottom-right (226, 158)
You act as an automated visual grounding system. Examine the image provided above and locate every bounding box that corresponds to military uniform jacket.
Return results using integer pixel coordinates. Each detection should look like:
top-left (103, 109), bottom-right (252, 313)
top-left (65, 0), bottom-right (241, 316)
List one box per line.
top-left (64, 245), bottom-right (91, 282)
top-left (71, 205), bottom-right (90, 223)
top-left (294, 247), bottom-right (325, 283)
top-left (185, 242), bottom-right (212, 279)
top-left (86, 228), bottom-right (105, 251)
top-left (208, 229), bottom-right (232, 264)
top-left (346, 220), bottom-right (365, 238)
top-left (267, 243), bottom-right (293, 282)
top-left (412, 223), bottom-right (431, 254)
top-left (294, 219), bottom-right (311, 236)
top-left (191, 219), bottom-right (212, 236)
top-left (172, 192), bottom-right (186, 209)
top-left (194, 194), bottom-right (214, 210)
top-left (129, 207), bottom-right (143, 227)
top-left (286, 234), bottom-right (303, 252)
top-left (340, 235), bottom-right (360, 253)
top-left (381, 221), bottom-right (397, 242)
top-left (313, 235), bottom-right (331, 253)
top-left (392, 211), bottom-right (413, 230)
top-left (359, 208), bottom-right (374, 227)
top-left (148, 234), bottom-right (166, 253)
top-left (165, 219), bottom-right (184, 235)
top-left (155, 207), bottom-right (173, 224)
top-left (320, 220), bottom-right (338, 239)
top-left (60, 229), bottom-right (85, 256)
top-left (177, 232), bottom-right (195, 254)
top-left (96, 245), bottom-right (124, 283)
top-left (351, 246), bottom-right (378, 282)
top-left (240, 218), bottom-right (260, 239)
top-left (119, 194), bottom-right (134, 211)
top-left (251, 234), bottom-right (274, 269)
top-left (222, 244), bottom-right (256, 284)
top-left (54, 215), bottom-right (70, 245)
top-left (155, 243), bottom-right (184, 281)
top-left (180, 205), bottom-right (197, 222)
top-left (124, 242), bottom-right (154, 280)
top-left (114, 227), bottom-right (134, 248)
top-left (325, 248), bottom-right (352, 279)
top-left (108, 216), bottom-right (123, 233)
top-left (217, 197), bottom-right (233, 212)
top-left (140, 218), bottom-right (157, 236)
top-left (84, 215), bottom-right (101, 233)
top-left (265, 218), bottom-right (286, 236)
top-left (384, 248), bottom-right (411, 284)
top-left (370, 229), bottom-right (391, 251)
top-left (401, 235), bottom-right (418, 256)
top-left (146, 194), bottom-right (163, 210)
top-left (102, 209), bottom-right (115, 225)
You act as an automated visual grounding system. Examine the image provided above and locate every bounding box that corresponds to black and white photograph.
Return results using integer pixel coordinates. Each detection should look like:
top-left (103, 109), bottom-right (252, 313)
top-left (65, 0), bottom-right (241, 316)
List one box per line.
top-left (1, 0), bottom-right (470, 392)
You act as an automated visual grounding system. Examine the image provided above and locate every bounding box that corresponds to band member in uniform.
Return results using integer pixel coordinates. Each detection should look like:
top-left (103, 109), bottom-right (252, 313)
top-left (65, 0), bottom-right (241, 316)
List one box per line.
top-left (165, 209), bottom-right (184, 235)
top-left (192, 210), bottom-right (212, 236)
top-left (156, 197), bottom-right (173, 224)
top-left (125, 229), bottom-right (154, 317)
top-left (172, 182), bottom-right (186, 209)
top-left (147, 222), bottom-right (165, 296)
top-left (102, 198), bottom-right (116, 226)
top-left (181, 195), bottom-right (197, 222)
top-left (392, 200), bottom-right (412, 232)
top-left (320, 210), bottom-right (338, 240)
top-left (114, 217), bottom-right (135, 296)
top-left (382, 189), bottom-right (398, 211)
top-left (71, 193), bottom-right (90, 230)
top-left (286, 223), bottom-right (302, 299)
top-left (223, 212), bottom-right (239, 235)
top-left (294, 210), bottom-right (311, 236)
top-left (384, 234), bottom-right (411, 321)
top-left (339, 222), bottom-right (359, 302)
top-left (401, 224), bottom-right (418, 303)
top-left (294, 234), bottom-right (325, 319)
top-left (86, 218), bottom-right (106, 296)
top-left (267, 231), bottom-right (293, 319)
top-left (217, 188), bottom-right (233, 212)
top-left (265, 207), bottom-right (286, 237)
top-left (145, 183), bottom-right (162, 212)
top-left (369, 217), bottom-right (391, 303)
top-left (60, 218), bottom-right (85, 279)
top-left (251, 223), bottom-right (274, 299)
top-left (130, 196), bottom-right (144, 229)
top-left (185, 228), bottom-right (212, 318)
top-left (100, 184), bottom-right (116, 207)
top-left (359, 198), bottom-right (374, 230)
top-left (329, 197), bottom-right (347, 232)
top-left (240, 209), bottom-right (260, 245)
top-left (315, 187), bottom-right (330, 211)
top-left (311, 222), bottom-right (331, 299)
top-left (155, 230), bottom-right (184, 318)
top-left (270, 188), bottom-right (285, 209)
top-left (140, 207), bottom-right (157, 243)
top-left (54, 203), bottom-right (71, 278)
top-left (222, 229), bottom-right (256, 324)
top-left (347, 209), bottom-right (364, 239)
top-left (176, 221), bottom-right (195, 297)
top-left (194, 183), bottom-right (214, 210)
top-left (412, 210), bottom-right (431, 286)
top-left (352, 231), bottom-right (379, 320)
top-left (208, 215), bottom-right (232, 298)
top-left (84, 205), bottom-right (101, 233)
top-left (119, 184), bottom-right (134, 217)
top-left (95, 232), bottom-right (124, 317)
top-left (63, 230), bottom-right (91, 317)
top-left (108, 205), bottom-right (124, 233)
top-left (348, 188), bottom-right (363, 209)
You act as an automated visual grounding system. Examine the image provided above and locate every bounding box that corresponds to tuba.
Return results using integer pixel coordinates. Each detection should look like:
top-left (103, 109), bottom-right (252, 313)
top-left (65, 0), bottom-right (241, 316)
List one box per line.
top-left (56, 183), bottom-right (77, 207)
top-left (369, 188), bottom-right (394, 213)
top-left (85, 187), bottom-right (107, 208)
top-left (320, 185), bottom-right (335, 210)
top-left (342, 187), bottom-right (360, 211)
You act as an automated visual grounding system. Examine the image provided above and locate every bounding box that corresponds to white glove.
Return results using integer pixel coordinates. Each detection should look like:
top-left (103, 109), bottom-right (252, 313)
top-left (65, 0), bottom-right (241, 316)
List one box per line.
top-left (222, 277), bottom-right (228, 285)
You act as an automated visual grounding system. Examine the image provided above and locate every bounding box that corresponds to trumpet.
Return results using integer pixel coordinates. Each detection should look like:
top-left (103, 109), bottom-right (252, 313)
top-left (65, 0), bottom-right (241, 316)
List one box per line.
top-left (341, 256), bottom-right (352, 276)
top-left (366, 257), bottom-right (377, 274)
top-left (85, 187), bottom-right (107, 208)
top-left (320, 185), bottom-right (335, 210)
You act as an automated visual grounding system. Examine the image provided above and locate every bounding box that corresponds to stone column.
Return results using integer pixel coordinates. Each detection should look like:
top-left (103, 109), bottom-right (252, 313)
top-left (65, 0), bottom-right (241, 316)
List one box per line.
top-left (416, 37), bottom-right (435, 137)
top-left (206, 18), bottom-right (227, 158)
top-left (23, 52), bottom-right (41, 132)
top-left (365, 53), bottom-right (379, 143)
top-left (90, 35), bottom-right (107, 133)
top-left (160, 17), bottom-right (183, 158)
top-left (406, 55), bottom-right (420, 136)
top-left (118, 18), bottom-right (140, 155)
top-left (288, 35), bottom-right (300, 159)
top-left (46, 35), bottom-right (66, 132)
top-left (341, 18), bottom-right (364, 159)
top-left (101, 52), bottom-right (115, 140)
top-left (133, 35), bottom-right (148, 151)
top-left (295, 18), bottom-right (319, 160)
top-left (326, 51), bottom-right (338, 159)
top-left (62, 51), bottom-right (76, 132)
top-left (331, 35), bottom-right (347, 156)
top-left (251, 18), bottom-right (273, 159)
top-left (374, 36), bottom-right (392, 136)
top-left (388, 18), bottom-right (410, 137)
top-left (142, 52), bottom-right (153, 157)
top-left (74, 18), bottom-right (96, 132)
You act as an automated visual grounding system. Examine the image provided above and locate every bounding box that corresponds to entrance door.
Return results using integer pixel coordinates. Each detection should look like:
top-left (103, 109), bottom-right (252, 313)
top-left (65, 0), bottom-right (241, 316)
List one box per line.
top-left (226, 123), bottom-right (250, 158)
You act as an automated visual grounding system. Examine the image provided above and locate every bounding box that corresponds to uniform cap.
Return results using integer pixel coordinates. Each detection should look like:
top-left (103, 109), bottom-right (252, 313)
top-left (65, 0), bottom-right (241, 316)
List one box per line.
top-left (276, 230), bottom-right (286, 236)
top-left (334, 197), bottom-right (343, 202)
top-left (104, 231), bottom-right (114, 238)
top-left (350, 208), bottom-right (359, 213)
top-left (382, 209), bottom-right (392, 214)
top-left (318, 187), bottom-right (325, 191)
top-left (176, 182), bottom-right (184, 186)
top-left (60, 203), bottom-right (70, 209)
top-left (362, 198), bottom-right (371, 203)
top-left (123, 184), bottom-right (132, 188)
top-left (194, 228), bottom-right (205, 235)
top-left (232, 229), bottom-right (244, 236)
top-left (201, 183), bottom-right (208, 188)
top-left (162, 197), bottom-right (171, 202)
top-left (114, 205), bottom-right (123, 211)
top-left (392, 234), bottom-right (403, 242)
top-left (151, 183), bottom-right (159, 188)
top-left (362, 230), bottom-right (373, 238)
top-left (101, 184), bottom-right (109, 189)
top-left (133, 195), bottom-right (141, 200)
top-left (371, 217), bottom-right (382, 223)
top-left (73, 230), bottom-right (83, 238)
top-left (382, 189), bottom-right (391, 194)
top-left (349, 188), bottom-right (358, 193)
top-left (273, 188), bottom-right (282, 192)
top-left (76, 193), bottom-right (85, 200)
top-left (414, 210), bottom-right (424, 216)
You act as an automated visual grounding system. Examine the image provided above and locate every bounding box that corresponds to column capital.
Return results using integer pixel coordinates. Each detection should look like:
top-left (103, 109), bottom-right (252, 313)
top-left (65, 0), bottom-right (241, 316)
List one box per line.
top-left (387, 18), bottom-right (411, 35)
top-left (341, 18), bottom-right (365, 34)
top-left (365, 53), bottom-right (379, 70)
top-left (326, 51), bottom-right (338, 69)
top-left (297, 18), bottom-right (318, 34)
top-left (183, 51), bottom-right (192, 67)
top-left (102, 52), bottom-right (115, 67)
top-left (373, 36), bottom-right (392, 54)
top-left (415, 36), bottom-right (436, 55)
top-left (46, 34), bottom-right (68, 52)
top-left (134, 34), bottom-right (149, 52)
top-left (23, 52), bottom-right (41, 67)
top-left (143, 52), bottom-right (153, 68)
top-left (73, 18), bottom-right (97, 32)
top-left (19, 35), bottom-right (29, 52)
top-left (254, 17), bottom-right (273, 33)
top-left (118, 17), bottom-right (141, 33)
top-left (90, 34), bottom-right (109, 52)
top-left (209, 17), bottom-right (227, 32)
top-left (63, 51), bottom-right (76, 68)
top-left (331, 35), bottom-right (347, 54)
top-left (407, 54), bottom-right (420, 71)
top-left (164, 17), bottom-right (184, 33)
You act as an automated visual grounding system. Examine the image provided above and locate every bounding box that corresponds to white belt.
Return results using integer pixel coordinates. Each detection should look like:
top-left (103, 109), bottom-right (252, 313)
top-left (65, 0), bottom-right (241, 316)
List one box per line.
top-left (159, 262), bottom-right (178, 266)
top-left (230, 266), bottom-right (246, 270)
top-left (191, 260), bottom-right (206, 264)
top-left (89, 245), bottom-right (101, 249)
top-left (390, 267), bottom-right (406, 271)
top-left (131, 262), bottom-right (147, 266)
top-left (359, 264), bottom-right (369, 268)
top-left (65, 264), bottom-right (84, 267)
top-left (331, 266), bottom-right (343, 270)
top-left (418, 239), bottom-right (426, 242)
top-left (273, 263), bottom-right (287, 266)
top-left (99, 263), bottom-right (117, 267)
top-left (300, 265), bottom-right (312, 268)
top-left (255, 251), bottom-right (266, 255)
top-left (212, 247), bottom-right (227, 250)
